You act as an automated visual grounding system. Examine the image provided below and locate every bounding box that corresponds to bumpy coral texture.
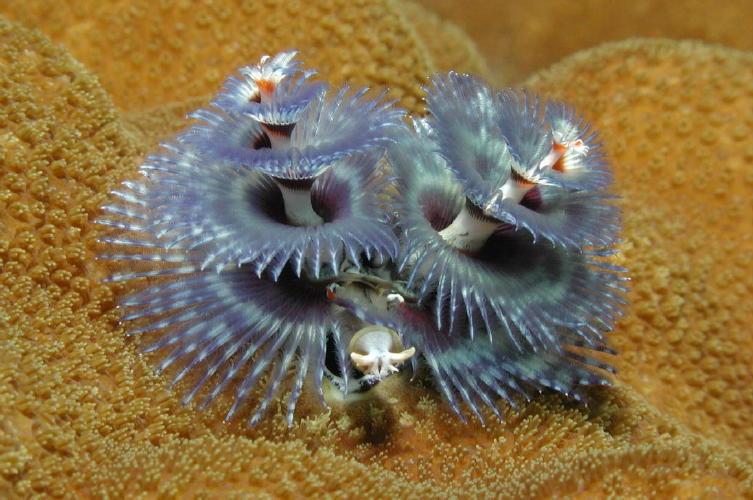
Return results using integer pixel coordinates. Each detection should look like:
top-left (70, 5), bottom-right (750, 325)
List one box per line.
top-left (0, 0), bottom-right (490, 114)
top-left (419, 0), bottom-right (753, 84)
top-left (1, 7), bottom-right (753, 500)
top-left (526, 38), bottom-right (753, 455)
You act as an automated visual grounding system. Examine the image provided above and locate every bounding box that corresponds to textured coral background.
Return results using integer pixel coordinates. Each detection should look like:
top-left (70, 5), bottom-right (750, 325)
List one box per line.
top-left (1, 1), bottom-right (752, 498)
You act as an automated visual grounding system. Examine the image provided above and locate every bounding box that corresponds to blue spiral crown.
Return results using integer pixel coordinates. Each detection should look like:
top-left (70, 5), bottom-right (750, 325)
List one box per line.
top-left (97, 53), bottom-right (627, 427)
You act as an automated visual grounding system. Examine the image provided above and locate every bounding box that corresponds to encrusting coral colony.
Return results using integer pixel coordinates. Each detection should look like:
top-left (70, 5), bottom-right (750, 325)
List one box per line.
top-left (2, 0), bottom-right (753, 497)
top-left (97, 51), bottom-right (627, 427)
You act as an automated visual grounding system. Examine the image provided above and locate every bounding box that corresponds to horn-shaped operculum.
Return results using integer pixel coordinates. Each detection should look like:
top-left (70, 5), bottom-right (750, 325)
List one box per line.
top-left (334, 291), bottom-right (615, 424)
top-left (348, 326), bottom-right (416, 380)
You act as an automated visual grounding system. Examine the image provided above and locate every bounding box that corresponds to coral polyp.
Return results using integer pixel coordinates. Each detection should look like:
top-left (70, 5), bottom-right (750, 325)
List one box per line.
top-left (98, 52), bottom-right (627, 426)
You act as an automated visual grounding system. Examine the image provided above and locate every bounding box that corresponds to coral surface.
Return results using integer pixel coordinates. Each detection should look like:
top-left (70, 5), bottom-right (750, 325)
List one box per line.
top-left (526, 38), bottom-right (753, 454)
top-left (0, 0), bottom-right (490, 113)
top-left (1, 2), bottom-right (753, 499)
top-left (419, 0), bottom-right (753, 84)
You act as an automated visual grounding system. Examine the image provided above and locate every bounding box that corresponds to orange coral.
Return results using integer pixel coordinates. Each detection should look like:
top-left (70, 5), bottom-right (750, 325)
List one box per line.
top-left (0, 0), bottom-right (489, 114)
top-left (2, 3), bottom-right (753, 499)
top-left (400, 1), bottom-right (493, 83)
top-left (419, 0), bottom-right (753, 84)
top-left (526, 38), bottom-right (753, 454)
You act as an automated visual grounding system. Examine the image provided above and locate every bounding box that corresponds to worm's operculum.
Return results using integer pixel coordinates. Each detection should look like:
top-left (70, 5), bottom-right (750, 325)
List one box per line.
top-left (348, 326), bottom-right (416, 380)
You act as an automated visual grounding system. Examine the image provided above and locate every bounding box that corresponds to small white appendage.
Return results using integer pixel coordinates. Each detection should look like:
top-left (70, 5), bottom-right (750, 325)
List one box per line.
top-left (348, 326), bottom-right (416, 380)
